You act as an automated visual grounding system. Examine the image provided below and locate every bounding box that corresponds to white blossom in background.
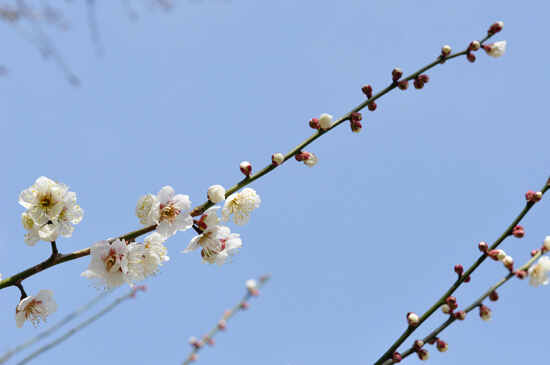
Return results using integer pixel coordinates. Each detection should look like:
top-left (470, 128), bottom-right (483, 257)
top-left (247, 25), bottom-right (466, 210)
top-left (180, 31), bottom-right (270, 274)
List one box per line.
top-left (197, 206), bottom-right (221, 230)
top-left (135, 194), bottom-right (156, 226)
top-left (15, 289), bottom-right (58, 329)
top-left (81, 239), bottom-right (132, 289)
top-left (222, 188), bottom-right (261, 225)
top-left (183, 225), bottom-right (242, 266)
top-left (484, 41), bottom-right (506, 58)
top-left (245, 279), bottom-right (257, 290)
top-left (127, 233), bottom-right (169, 282)
top-left (19, 177), bottom-right (84, 244)
top-left (528, 256), bottom-right (550, 287)
top-left (136, 186), bottom-right (193, 237)
top-left (207, 185), bottom-right (226, 204)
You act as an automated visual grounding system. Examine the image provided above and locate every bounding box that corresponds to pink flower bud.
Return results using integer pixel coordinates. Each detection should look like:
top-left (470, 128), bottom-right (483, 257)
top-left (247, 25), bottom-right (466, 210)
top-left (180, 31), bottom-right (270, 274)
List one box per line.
top-left (418, 74), bottom-right (429, 83)
top-left (368, 101), bottom-right (377, 111)
top-left (272, 153), bottom-right (284, 167)
top-left (468, 40), bottom-right (481, 51)
top-left (533, 191), bottom-right (543, 202)
top-left (350, 112), bottom-right (362, 122)
top-left (190, 353), bottom-right (198, 362)
top-left (413, 79), bottom-right (424, 89)
top-left (240, 161), bottom-right (252, 176)
top-left (417, 349), bottom-right (430, 361)
top-left (436, 340), bottom-right (449, 353)
top-left (488, 249), bottom-right (506, 261)
top-left (467, 52), bottom-right (476, 63)
top-left (454, 311), bottom-right (466, 320)
top-left (441, 304), bottom-right (452, 314)
top-left (488, 21), bottom-right (504, 35)
top-left (392, 68), bottom-right (403, 81)
top-left (309, 117), bottom-right (320, 129)
top-left (295, 152), bottom-right (304, 162)
top-left (454, 264), bottom-right (464, 276)
top-left (407, 312), bottom-right (419, 326)
top-left (479, 241), bottom-right (489, 252)
top-left (464, 275), bottom-right (471, 283)
top-left (218, 319), bottom-right (227, 330)
top-left (489, 291), bottom-right (499, 301)
top-left (512, 225), bottom-right (524, 238)
top-left (392, 352), bottom-right (402, 363)
top-left (413, 339), bottom-right (424, 350)
top-left (189, 336), bottom-right (201, 348)
top-left (525, 190), bottom-right (535, 201)
top-left (515, 270), bottom-right (527, 279)
top-left (479, 304), bottom-right (492, 321)
top-left (502, 255), bottom-right (514, 270)
top-left (350, 120), bottom-right (362, 133)
top-left (397, 80), bottom-right (409, 90)
top-left (441, 45), bottom-right (452, 56)
top-left (532, 248), bottom-right (540, 256)
top-left (241, 301), bottom-right (250, 310)
top-left (302, 151), bottom-right (318, 167)
top-left (362, 84), bottom-right (373, 98)
top-left (446, 296), bottom-right (458, 310)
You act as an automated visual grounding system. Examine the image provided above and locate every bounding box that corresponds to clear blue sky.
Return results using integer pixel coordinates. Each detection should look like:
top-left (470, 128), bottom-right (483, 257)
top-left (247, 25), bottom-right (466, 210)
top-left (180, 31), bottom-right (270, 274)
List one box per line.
top-left (1, 1), bottom-right (549, 364)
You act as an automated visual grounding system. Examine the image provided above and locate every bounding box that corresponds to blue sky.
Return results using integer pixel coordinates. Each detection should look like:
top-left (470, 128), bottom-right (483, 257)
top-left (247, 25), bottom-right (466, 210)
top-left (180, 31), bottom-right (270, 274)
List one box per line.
top-left (1, 1), bottom-right (549, 364)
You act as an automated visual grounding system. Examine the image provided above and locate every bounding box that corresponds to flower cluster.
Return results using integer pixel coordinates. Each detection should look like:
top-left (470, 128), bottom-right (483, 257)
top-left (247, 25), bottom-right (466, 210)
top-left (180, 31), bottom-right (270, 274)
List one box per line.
top-left (19, 177), bottom-right (83, 246)
top-left (81, 233), bottom-right (170, 289)
top-left (135, 186), bottom-right (193, 237)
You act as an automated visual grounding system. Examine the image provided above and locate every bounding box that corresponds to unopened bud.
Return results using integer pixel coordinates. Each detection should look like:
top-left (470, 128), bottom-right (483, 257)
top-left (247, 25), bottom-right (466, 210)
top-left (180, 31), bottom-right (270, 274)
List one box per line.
top-left (488, 249), bottom-right (506, 261)
top-left (418, 74), bottom-right (429, 83)
top-left (392, 68), bottom-right (403, 81)
top-left (464, 275), bottom-right (471, 283)
top-left (407, 312), bottom-right (419, 326)
top-left (489, 291), bottom-right (499, 301)
top-left (532, 248), bottom-right (540, 256)
top-left (240, 161), bottom-right (252, 176)
top-left (318, 113), bottom-right (333, 130)
top-left (543, 236), bottom-right (550, 252)
top-left (350, 120), bottom-right (362, 133)
top-left (417, 349), bottom-right (430, 361)
top-left (272, 153), bottom-right (284, 167)
top-left (207, 185), bottom-right (226, 204)
top-left (479, 304), bottom-right (492, 321)
top-left (467, 52), bottom-right (476, 63)
top-left (413, 339), bottom-right (424, 350)
top-left (241, 301), bottom-right (250, 309)
top-left (488, 21), bottom-right (504, 35)
top-left (218, 319), bottom-right (227, 330)
top-left (295, 152), bottom-right (304, 162)
top-left (397, 80), bottom-right (409, 90)
top-left (436, 340), bottom-right (449, 353)
top-left (309, 117), bottom-right (320, 129)
top-left (427, 337), bottom-right (438, 345)
top-left (368, 101), bottom-right (377, 111)
top-left (527, 190), bottom-right (543, 202)
top-left (454, 311), bottom-right (466, 320)
top-left (512, 225), bottom-right (524, 238)
top-left (441, 45), bottom-right (452, 56)
top-left (441, 304), bottom-right (452, 314)
top-left (502, 255), bottom-right (514, 270)
top-left (446, 296), bottom-right (458, 310)
top-left (469, 40), bottom-right (481, 51)
top-left (454, 264), bottom-right (464, 276)
top-left (350, 112), bottom-right (362, 122)
top-left (362, 84), bottom-right (373, 98)
top-left (413, 79), bottom-right (424, 89)
top-left (302, 151), bottom-right (318, 167)
top-left (478, 241), bottom-right (489, 253)
top-left (533, 191), bottom-right (543, 201)
top-left (515, 270), bottom-right (527, 279)
top-left (392, 352), bottom-right (402, 363)
top-left (189, 336), bottom-right (201, 348)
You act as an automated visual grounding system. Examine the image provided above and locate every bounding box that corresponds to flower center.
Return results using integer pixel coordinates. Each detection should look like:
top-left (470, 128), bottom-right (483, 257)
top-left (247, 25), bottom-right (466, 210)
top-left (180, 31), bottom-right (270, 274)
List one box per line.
top-left (160, 203), bottom-right (181, 224)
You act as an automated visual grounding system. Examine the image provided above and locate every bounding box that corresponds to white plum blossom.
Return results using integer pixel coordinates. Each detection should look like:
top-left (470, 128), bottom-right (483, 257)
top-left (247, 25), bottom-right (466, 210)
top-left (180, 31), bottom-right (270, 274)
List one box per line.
top-left (183, 225), bottom-right (242, 266)
top-left (135, 194), bottom-right (156, 226)
top-left (19, 177), bottom-right (83, 245)
top-left (15, 289), bottom-right (58, 329)
top-left (127, 233), bottom-right (169, 282)
top-left (81, 239), bottom-right (132, 289)
top-left (303, 152), bottom-right (318, 167)
top-left (207, 185), bottom-right (226, 204)
top-left (484, 41), bottom-right (506, 58)
top-left (528, 256), bottom-right (550, 287)
top-left (197, 206), bottom-right (221, 230)
top-left (19, 177), bottom-right (68, 225)
top-left (222, 188), bottom-right (261, 225)
top-left (136, 187), bottom-right (193, 237)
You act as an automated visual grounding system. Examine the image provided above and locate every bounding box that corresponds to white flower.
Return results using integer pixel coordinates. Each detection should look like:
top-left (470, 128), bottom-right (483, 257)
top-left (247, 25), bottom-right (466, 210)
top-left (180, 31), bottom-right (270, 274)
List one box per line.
top-left (207, 185), bottom-right (226, 204)
top-left (303, 152), bottom-right (318, 167)
top-left (127, 233), bottom-right (169, 282)
top-left (21, 212), bottom-right (40, 246)
top-left (528, 256), bottom-right (550, 287)
top-left (81, 239), bottom-right (132, 289)
top-left (56, 191), bottom-right (84, 238)
top-left (135, 194), bottom-right (156, 226)
top-left (152, 187), bottom-right (193, 237)
top-left (197, 206), bottom-right (221, 230)
top-left (19, 177), bottom-right (69, 225)
top-left (183, 225), bottom-right (242, 266)
top-left (16, 289), bottom-right (58, 329)
top-left (245, 279), bottom-right (257, 290)
top-left (222, 188), bottom-right (261, 225)
top-left (484, 41), bottom-right (506, 58)
top-left (38, 221), bottom-right (59, 242)
top-left (318, 113), bottom-right (333, 130)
